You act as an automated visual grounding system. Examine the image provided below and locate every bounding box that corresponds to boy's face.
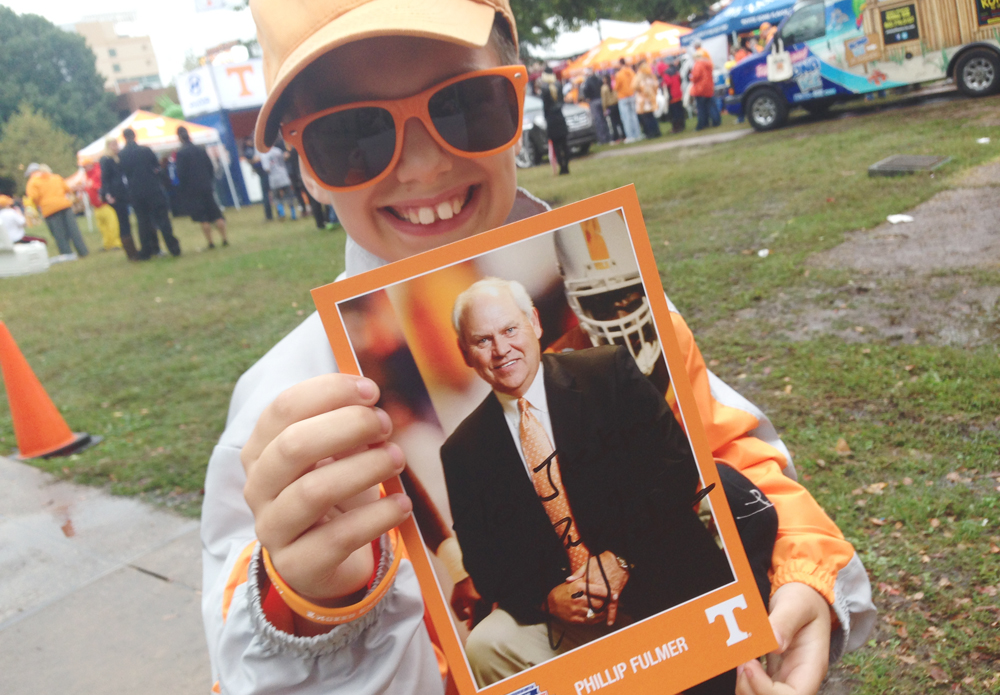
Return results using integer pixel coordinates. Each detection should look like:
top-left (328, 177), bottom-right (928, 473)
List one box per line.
top-left (288, 36), bottom-right (519, 263)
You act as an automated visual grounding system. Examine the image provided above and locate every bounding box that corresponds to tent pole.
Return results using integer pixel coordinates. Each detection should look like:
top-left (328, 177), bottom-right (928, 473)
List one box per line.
top-left (83, 194), bottom-right (94, 232)
top-left (219, 150), bottom-right (240, 210)
top-left (222, 152), bottom-right (241, 211)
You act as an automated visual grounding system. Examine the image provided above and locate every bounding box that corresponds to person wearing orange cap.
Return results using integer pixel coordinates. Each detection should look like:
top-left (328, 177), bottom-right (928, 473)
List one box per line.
top-left (201, 2), bottom-right (875, 694)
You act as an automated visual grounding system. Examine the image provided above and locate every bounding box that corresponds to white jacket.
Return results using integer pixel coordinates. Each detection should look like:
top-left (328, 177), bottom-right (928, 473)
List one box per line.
top-left (201, 188), bottom-right (874, 694)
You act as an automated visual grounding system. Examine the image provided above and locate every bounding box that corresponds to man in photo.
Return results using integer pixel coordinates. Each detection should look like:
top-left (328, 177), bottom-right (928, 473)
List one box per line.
top-left (441, 277), bottom-right (733, 689)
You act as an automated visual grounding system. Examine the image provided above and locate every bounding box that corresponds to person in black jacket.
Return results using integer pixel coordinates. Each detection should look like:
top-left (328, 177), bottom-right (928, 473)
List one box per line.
top-left (175, 126), bottom-right (228, 249)
top-left (99, 138), bottom-right (139, 260)
top-left (537, 69), bottom-right (570, 175)
top-left (118, 127), bottom-right (181, 259)
top-left (442, 279), bottom-right (734, 690)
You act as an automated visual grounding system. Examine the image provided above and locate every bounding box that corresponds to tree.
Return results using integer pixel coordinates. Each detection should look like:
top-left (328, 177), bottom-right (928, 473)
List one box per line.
top-left (0, 7), bottom-right (118, 144)
top-left (509, 1), bottom-right (713, 53)
top-left (0, 104), bottom-right (79, 194)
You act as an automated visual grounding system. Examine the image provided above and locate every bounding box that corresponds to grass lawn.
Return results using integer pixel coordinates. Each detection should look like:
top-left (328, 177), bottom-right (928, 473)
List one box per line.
top-left (2, 94), bottom-right (998, 692)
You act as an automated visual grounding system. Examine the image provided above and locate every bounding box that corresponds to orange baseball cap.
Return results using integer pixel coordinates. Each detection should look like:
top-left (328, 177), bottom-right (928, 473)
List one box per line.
top-left (250, 0), bottom-right (518, 150)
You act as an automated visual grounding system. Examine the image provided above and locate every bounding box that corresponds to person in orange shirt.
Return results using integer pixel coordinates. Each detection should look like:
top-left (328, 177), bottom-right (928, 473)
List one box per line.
top-left (690, 49), bottom-right (721, 130)
top-left (632, 59), bottom-right (661, 138)
top-left (613, 58), bottom-right (642, 142)
top-left (24, 163), bottom-right (89, 258)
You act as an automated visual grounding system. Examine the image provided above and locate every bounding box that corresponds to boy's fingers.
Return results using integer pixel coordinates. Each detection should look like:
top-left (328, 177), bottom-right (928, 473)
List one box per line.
top-left (242, 374), bottom-right (379, 467)
top-left (735, 660), bottom-right (777, 695)
top-left (257, 444), bottom-right (405, 548)
top-left (245, 405), bottom-right (391, 509)
top-left (270, 494), bottom-right (412, 599)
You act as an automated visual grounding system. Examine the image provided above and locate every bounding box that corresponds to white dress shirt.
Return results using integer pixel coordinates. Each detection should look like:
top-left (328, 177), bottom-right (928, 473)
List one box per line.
top-left (493, 366), bottom-right (555, 479)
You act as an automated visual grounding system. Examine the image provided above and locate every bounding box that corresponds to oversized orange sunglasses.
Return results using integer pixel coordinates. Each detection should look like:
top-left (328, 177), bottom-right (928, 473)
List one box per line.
top-left (282, 65), bottom-right (528, 192)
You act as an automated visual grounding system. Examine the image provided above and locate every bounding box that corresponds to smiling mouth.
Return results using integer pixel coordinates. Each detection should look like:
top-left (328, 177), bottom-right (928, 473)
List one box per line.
top-left (385, 186), bottom-right (476, 225)
top-left (493, 359), bottom-right (518, 372)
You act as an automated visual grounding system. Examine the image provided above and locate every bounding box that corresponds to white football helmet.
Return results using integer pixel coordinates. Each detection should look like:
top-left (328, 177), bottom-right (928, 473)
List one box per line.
top-left (554, 213), bottom-right (662, 375)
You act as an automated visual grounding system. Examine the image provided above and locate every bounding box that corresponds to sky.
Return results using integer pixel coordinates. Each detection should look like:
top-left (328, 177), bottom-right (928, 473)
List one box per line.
top-left (2, 0), bottom-right (258, 87)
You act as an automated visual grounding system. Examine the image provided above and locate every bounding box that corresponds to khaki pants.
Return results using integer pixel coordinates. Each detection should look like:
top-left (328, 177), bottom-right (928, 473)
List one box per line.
top-left (466, 608), bottom-right (620, 687)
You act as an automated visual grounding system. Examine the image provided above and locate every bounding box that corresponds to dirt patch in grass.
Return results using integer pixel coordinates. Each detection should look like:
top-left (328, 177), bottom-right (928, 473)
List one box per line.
top-left (731, 275), bottom-right (1000, 348)
top-left (809, 185), bottom-right (1000, 273)
top-left (722, 158), bottom-right (1000, 349)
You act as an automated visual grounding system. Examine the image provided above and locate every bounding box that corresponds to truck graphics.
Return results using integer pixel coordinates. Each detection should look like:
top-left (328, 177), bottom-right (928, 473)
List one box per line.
top-left (727, 0), bottom-right (1000, 130)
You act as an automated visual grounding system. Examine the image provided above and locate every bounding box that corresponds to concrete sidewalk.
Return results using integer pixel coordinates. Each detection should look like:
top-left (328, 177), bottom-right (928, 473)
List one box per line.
top-left (0, 455), bottom-right (209, 694)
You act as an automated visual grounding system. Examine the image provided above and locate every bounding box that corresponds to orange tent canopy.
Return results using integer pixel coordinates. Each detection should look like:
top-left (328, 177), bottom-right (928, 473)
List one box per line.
top-left (618, 22), bottom-right (691, 62)
top-left (563, 36), bottom-right (632, 76)
top-left (563, 22), bottom-right (692, 75)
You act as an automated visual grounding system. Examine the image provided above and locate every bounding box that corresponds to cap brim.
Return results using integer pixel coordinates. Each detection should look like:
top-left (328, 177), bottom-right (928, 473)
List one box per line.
top-left (254, 0), bottom-right (498, 150)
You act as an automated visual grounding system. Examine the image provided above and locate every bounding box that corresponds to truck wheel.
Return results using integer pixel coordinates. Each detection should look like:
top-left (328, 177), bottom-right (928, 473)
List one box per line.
top-left (956, 49), bottom-right (1000, 97)
top-left (746, 89), bottom-right (788, 131)
top-left (515, 134), bottom-right (537, 169)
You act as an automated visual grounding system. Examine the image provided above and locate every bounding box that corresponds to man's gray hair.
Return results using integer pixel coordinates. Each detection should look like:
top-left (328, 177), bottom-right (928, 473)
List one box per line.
top-left (452, 277), bottom-right (535, 335)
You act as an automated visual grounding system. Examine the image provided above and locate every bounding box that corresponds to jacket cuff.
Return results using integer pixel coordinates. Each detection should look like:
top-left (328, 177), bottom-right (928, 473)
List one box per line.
top-left (770, 554), bottom-right (877, 663)
top-left (770, 558), bottom-right (837, 605)
top-left (245, 534), bottom-right (396, 657)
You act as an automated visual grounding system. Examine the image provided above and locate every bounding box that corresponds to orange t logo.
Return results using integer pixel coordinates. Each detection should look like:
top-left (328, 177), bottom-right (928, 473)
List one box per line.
top-left (580, 218), bottom-right (610, 270)
top-left (226, 64), bottom-right (255, 97)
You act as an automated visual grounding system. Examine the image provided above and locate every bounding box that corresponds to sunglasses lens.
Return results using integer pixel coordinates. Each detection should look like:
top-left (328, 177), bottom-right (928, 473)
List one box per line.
top-left (301, 107), bottom-right (397, 188)
top-left (428, 74), bottom-right (519, 153)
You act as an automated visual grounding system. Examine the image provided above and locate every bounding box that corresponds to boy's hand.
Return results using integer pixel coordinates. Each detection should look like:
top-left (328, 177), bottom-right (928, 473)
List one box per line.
top-left (241, 374), bottom-right (412, 606)
top-left (735, 582), bottom-right (831, 695)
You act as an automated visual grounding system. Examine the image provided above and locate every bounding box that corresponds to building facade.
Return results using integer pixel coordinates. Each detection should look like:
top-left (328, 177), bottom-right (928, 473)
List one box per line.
top-left (68, 16), bottom-right (162, 94)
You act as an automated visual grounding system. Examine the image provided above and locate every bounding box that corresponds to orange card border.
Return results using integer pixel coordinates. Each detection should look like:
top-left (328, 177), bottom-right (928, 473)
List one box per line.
top-left (312, 185), bottom-right (777, 695)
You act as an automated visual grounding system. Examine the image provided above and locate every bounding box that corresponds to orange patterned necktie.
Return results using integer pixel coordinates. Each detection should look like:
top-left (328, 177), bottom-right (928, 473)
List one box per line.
top-left (518, 397), bottom-right (591, 572)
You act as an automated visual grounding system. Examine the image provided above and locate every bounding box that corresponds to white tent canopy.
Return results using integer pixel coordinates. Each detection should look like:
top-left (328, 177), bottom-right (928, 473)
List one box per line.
top-left (76, 110), bottom-right (240, 209)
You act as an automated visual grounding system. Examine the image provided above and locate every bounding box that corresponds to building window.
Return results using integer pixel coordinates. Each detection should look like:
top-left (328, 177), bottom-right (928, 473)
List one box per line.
top-left (108, 48), bottom-right (117, 57)
top-left (113, 64), bottom-right (121, 73)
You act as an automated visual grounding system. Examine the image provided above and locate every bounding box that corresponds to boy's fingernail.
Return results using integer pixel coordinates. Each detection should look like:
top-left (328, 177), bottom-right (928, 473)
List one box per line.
top-left (388, 444), bottom-right (405, 469)
top-left (736, 664), bottom-right (744, 678)
top-left (375, 407), bottom-right (392, 434)
top-left (356, 378), bottom-right (377, 401)
top-left (392, 493), bottom-right (412, 515)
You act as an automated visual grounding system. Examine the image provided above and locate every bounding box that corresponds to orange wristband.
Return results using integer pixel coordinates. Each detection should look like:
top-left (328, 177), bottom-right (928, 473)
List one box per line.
top-left (261, 529), bottom-right (401, 626)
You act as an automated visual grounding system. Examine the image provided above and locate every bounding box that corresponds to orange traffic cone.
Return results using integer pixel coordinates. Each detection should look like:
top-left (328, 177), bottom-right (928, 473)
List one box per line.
top-left (0, 321), bottom-right (101, 459)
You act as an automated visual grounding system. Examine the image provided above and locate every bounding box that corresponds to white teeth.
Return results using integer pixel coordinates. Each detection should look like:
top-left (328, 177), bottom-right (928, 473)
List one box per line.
top-left (398, 192), bottom-right (468, 225)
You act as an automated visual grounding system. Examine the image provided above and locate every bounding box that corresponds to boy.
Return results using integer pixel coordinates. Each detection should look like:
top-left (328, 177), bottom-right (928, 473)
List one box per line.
top-left (202, 2), bottom-right (875, 694)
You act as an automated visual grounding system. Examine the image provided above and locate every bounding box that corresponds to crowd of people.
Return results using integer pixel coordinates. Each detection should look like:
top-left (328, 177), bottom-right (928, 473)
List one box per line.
top-left (2, 124), bottom-right (345, 262)
top-left (531, 41), bottom-right (729, 174)
top-left (531, 24), bottom-right (780, 168)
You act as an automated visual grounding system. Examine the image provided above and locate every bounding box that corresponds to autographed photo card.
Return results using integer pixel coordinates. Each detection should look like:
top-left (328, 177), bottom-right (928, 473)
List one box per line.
top-left (312, 187), bottom-right (776, 695)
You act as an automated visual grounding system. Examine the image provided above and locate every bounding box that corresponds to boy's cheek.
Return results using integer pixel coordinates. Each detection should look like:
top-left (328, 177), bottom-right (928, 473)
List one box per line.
top-left (300, 164), bottom-right (335, 205)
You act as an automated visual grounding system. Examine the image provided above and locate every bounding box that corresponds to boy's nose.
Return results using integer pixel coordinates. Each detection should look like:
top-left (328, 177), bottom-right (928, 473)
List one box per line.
top-left (394, 117), bottom-right (453, 185)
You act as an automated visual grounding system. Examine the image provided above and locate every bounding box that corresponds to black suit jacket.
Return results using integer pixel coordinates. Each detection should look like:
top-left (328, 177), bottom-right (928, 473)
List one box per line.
top-left (99, 155), bottom-right (129, 204)
top-left (175, 142), bottom-right (215, 198)
top-left (118, 142), bottom-right (167, 205)
top-left (440, 345), bottom-right (732, 625)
